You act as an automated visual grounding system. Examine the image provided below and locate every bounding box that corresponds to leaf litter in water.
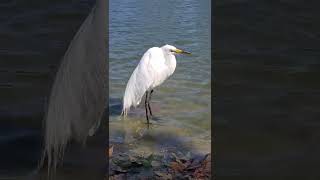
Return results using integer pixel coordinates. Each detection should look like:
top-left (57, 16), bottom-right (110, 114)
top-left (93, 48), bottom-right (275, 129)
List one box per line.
top-left (108, 148), bottom-right (211, 180)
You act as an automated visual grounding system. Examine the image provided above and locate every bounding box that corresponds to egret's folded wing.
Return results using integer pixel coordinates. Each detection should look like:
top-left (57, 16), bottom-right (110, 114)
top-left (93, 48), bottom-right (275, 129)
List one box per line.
top-left (40, 0), bottom-right (107, 174)
top-left (122, 48), bottom-right (164, 115)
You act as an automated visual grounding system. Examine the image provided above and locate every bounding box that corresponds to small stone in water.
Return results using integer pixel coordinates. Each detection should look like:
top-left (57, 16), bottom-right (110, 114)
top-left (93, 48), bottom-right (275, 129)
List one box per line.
top-left (151, 160), bottom-right (161, 167)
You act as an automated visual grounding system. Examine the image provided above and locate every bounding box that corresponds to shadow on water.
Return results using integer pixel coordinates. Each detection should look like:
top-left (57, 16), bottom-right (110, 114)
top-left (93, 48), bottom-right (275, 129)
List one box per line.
top-left (110, 120), bottom-right (206, 160)
top-left (110, 116), bottom-right (210, 156)
top-left (112, 127), bottom-right (207, 158)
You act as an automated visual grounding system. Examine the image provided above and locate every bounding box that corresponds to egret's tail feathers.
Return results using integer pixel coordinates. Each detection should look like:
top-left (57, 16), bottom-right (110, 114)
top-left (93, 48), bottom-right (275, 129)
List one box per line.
top-left (122, 65), bottom-right (150, 117)
top-left (39, 0), bottom-right (107, 176)
top-left (120, 109), bottom-right (125, 116)
top-left (121, 104), bottom-right (129, 117)
top-left (88, 118), bottom-right (101, 136)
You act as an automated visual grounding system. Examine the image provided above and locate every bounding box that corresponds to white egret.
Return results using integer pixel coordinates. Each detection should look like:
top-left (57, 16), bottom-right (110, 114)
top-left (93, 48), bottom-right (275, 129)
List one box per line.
top-left (121, 45), bottom-right (191, 124)
top-left (39, 0), bottom-right (107, 176)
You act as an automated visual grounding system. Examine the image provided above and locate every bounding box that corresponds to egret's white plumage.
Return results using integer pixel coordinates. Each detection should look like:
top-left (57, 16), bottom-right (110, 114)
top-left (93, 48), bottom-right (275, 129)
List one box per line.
top-left (39, 0), bottom-right (107, 175)
top-left (121, 44), bottom-right (190, 117)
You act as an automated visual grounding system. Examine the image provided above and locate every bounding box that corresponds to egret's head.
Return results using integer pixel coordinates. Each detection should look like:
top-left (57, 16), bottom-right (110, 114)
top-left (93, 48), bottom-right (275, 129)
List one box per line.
top-left (161, 44), bottom-right (191, 55)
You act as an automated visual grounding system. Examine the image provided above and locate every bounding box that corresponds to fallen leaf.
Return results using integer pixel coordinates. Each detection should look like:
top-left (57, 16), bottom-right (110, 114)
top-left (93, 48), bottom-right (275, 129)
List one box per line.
top-left (170, 162), bottom-right (186, 172)
top-left (108, 145), bottom-right (114, 157)
top-left (192, 153), bottom-right (211, 179)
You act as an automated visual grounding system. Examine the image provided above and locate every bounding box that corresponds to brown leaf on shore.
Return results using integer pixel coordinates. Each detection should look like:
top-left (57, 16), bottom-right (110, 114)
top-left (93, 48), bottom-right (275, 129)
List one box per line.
top-left (193, 153), bottom-right (211, 179)
top-left (108, 145), bottom-right (114, 157)
top-left (170, 161), bottom-right (186, 172)
top-left (167, 152), bottom-right (211, 179)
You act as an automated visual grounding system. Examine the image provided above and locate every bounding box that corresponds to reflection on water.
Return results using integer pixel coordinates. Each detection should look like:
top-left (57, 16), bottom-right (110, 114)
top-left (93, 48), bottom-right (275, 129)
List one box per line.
top-left (109, 0), bottom-right (211, 156)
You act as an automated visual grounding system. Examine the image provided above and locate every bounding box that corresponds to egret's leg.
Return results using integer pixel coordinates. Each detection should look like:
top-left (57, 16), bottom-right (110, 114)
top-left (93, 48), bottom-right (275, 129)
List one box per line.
top-left (147, 89), bottom-right (153, 116)
top-left (145, 91), bottom-right (150, 125)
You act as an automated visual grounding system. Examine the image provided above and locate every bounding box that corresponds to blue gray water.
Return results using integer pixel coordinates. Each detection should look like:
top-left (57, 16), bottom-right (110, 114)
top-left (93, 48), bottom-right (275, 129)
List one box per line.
top-left (109, 0), bottom-right (211, 155)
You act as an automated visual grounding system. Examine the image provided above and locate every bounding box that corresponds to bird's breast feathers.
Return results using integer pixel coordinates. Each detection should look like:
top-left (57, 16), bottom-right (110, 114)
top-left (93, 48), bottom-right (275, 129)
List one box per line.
top-left (137, 47), bottom-right (175, 88)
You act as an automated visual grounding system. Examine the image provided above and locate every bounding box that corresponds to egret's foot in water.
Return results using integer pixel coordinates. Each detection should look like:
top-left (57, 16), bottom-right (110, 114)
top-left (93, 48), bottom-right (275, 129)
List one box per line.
top-left (144, 121), bottom-right (155, 129)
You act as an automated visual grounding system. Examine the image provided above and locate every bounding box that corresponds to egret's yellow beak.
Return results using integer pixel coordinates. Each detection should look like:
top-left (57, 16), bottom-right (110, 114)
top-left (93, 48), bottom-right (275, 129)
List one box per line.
top-left (174, 48), bottom-right (191, 55)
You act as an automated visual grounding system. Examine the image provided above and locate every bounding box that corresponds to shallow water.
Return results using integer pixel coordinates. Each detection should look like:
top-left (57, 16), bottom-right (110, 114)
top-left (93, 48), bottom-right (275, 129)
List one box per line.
top-left (109, 0), bottom-right (211, 156)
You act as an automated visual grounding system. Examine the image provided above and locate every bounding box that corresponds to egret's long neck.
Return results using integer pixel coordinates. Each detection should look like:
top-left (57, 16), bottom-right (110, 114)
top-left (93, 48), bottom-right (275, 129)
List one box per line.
top-left (164, 53), bottom-right (176, 76)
